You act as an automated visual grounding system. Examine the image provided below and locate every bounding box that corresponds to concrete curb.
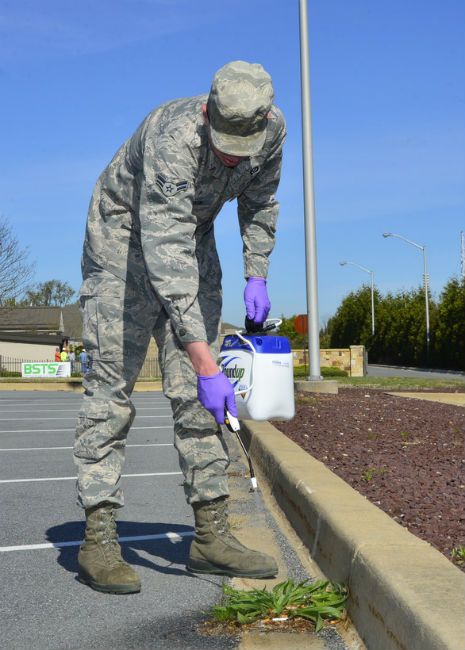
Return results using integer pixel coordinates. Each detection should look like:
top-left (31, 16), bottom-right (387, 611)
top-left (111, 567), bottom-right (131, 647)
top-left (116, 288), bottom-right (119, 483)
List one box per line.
top-left (0, 380), bottom-right (162, 392)
top-left (295, 379), bottom-right (339, 394)
top-left (0, 380), bottom-right (84, 392)
top-left (241, 419), bottom-right (465, 650)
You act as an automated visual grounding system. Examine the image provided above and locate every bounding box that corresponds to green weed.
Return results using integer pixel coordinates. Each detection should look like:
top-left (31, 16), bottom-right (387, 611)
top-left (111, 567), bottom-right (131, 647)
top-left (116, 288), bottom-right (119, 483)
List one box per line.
top-left (211, 579), bottom-right (348, 632)
top-left (361, 466), bottom-right (388, 482)
top-left (295, 394), bottom-right (317, 406)
top-left (361, 468), bottom-right (376, 482)
top-left (451, 546), bottom-right (465, 565)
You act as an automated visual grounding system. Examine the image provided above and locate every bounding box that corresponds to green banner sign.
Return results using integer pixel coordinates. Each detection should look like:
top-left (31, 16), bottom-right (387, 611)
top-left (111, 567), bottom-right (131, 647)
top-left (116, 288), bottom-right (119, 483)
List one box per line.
top-left (21, 362), bottom-right (71, 378)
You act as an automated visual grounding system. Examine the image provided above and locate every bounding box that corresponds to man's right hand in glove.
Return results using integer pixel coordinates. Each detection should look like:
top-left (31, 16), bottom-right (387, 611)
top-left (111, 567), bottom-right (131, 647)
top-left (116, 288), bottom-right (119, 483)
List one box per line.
top-left (185, 341), bottom-right (238, 425)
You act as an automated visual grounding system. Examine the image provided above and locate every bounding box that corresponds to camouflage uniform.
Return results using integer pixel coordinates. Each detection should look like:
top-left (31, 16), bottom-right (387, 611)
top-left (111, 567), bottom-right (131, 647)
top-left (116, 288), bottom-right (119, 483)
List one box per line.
top-left (74, 92), bottom-right (286, 509)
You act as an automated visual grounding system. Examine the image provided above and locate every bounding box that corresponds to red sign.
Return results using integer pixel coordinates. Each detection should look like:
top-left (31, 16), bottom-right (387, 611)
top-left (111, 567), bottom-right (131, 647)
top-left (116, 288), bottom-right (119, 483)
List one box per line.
top-left (294, 314), bottom-right (308, 335)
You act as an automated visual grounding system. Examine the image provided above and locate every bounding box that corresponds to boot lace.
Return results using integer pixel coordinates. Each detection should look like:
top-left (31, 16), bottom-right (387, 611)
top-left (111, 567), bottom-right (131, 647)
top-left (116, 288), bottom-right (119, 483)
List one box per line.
top-left (209, 500), bottom-right (250, 551)
top-left (92, 508), bottom-right (127, 568)
top-left (211, 501), bottom-right (239, 542)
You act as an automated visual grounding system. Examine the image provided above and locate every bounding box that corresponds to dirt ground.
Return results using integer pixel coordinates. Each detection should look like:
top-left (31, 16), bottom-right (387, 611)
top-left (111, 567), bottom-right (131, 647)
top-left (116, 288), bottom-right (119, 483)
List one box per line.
top-left (273, 388), bottom-right (465, 571)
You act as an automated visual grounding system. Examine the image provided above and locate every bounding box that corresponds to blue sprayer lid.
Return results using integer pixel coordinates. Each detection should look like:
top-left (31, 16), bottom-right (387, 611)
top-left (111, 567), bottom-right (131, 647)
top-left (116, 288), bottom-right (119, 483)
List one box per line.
top-left (221, 335), bottom-right (291, 354)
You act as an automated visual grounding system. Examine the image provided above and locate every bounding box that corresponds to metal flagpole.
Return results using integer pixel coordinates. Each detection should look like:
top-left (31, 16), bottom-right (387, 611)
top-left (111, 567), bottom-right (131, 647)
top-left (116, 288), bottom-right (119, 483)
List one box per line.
top-left (299, 0), bottom-right (321, 380)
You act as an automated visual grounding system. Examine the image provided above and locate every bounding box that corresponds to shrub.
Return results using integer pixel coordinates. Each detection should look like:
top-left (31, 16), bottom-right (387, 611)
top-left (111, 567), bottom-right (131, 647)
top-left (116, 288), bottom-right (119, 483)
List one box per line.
top-left (0, 369), bottom-right (21, 377)
top-left (294, 365), bottom-right (348, 378)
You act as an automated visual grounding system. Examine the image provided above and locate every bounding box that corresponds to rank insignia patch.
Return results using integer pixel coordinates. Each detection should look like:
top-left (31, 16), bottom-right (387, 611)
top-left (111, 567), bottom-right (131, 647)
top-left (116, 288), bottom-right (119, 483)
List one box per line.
top-left (155, 173), bottom-right (189, 197)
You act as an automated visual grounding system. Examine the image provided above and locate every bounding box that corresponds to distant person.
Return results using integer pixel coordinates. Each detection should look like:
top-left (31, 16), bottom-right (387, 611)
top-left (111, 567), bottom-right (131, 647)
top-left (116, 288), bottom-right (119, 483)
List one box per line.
top-left (55, 348), bottom-right (61, 362)
top-left (60, 349), bottom-right (69, 362)
top-left (80, 348), bottom-right (90, 375)
top-left (68, 348), bottom-right (76, 374)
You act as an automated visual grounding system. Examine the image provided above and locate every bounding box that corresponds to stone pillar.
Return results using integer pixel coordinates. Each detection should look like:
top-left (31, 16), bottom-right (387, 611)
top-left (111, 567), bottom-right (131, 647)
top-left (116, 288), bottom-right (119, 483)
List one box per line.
top-left (350, 345), bottom-right (366, 377)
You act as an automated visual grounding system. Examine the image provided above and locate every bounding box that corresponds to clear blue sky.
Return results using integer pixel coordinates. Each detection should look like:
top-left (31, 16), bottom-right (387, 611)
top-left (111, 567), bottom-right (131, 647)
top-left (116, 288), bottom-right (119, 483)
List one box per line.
top-left (1, 0), bottom-right (464, 326)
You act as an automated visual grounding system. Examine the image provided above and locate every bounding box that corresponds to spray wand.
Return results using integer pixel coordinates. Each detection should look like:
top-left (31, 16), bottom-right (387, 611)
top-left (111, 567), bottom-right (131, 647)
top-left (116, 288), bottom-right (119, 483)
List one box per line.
top-left (224, 409), bottom-right (258, 492)
top-left (221, 319), bottom-right (282, 493)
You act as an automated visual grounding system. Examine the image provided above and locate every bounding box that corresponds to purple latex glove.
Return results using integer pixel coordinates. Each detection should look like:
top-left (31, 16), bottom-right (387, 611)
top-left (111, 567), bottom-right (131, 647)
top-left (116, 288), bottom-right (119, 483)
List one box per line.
top-left (197, 371), bottom-right (238, 424)
top-left (244, 277), bottom-right (271, 325)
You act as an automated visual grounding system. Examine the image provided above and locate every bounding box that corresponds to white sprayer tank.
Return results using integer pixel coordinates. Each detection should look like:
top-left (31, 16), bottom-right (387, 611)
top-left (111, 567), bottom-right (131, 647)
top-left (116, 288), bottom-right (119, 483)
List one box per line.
top-left (219, 334), bottom-right (295, 421)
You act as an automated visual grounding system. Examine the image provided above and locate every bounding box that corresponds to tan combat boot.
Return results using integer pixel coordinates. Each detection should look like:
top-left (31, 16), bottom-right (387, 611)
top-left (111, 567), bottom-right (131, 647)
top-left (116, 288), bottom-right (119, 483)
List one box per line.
top-left (77, 502), bottom-right (141, 594)
top-left (186, 496), bottom-right (278, 578)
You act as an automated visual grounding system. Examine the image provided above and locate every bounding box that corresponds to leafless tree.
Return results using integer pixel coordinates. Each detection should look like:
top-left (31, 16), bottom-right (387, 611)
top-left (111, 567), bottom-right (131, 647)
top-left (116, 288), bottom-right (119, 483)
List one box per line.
top-left (0, 217), bottom-right (35, 306)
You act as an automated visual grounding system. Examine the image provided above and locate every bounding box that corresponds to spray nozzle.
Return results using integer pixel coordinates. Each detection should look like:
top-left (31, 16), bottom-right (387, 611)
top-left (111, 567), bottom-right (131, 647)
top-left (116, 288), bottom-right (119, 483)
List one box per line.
top-left (224, 410), bottom-right (240, 433)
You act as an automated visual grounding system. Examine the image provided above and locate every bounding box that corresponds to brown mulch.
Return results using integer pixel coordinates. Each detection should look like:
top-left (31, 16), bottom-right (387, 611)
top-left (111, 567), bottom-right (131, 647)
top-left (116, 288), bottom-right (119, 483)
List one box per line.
top-left (273, 389), bottom-right (465, 571)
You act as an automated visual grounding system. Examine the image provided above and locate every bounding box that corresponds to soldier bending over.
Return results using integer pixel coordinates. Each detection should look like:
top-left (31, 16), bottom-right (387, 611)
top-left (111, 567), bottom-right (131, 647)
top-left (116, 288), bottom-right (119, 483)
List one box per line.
top-left (74, 60), bottom-right (286, 593)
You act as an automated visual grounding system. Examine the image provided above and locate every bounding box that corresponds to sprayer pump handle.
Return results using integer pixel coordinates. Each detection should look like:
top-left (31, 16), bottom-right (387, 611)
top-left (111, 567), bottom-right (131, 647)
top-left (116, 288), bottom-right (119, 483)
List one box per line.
top-left (244, 317), bottom-right (277, 334)
top-left (244, 317), bottom-right (263, 333)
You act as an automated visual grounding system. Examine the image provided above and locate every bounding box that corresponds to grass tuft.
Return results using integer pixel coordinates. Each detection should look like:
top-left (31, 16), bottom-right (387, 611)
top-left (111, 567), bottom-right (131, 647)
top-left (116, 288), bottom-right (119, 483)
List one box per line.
top-left (361, 468), bottom-right (376, 482)
top-left (451, 546), bottom-right (465, 565)
top-left (400, 430), bottom-right (412, 440)
top-left (211, 579), bottom-right (348, 632)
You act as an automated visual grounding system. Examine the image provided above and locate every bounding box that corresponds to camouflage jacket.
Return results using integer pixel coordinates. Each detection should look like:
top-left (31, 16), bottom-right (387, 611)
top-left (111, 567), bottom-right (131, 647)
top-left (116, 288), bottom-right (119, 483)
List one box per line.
top-left (82, 95), bottom-right (286, 344)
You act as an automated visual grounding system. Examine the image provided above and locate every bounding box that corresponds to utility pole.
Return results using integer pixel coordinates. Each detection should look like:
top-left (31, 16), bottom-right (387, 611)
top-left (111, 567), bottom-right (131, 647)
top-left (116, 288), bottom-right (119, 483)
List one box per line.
top-left (461, 231), bottom-right (465, 279)
top-left (339, 261), bottom-right (375, 336)
top-left (383, 232), bottom-right (430, 358)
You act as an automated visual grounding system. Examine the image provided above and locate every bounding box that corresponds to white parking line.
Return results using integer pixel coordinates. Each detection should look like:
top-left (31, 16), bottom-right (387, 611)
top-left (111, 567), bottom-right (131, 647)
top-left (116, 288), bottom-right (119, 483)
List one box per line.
top-left (0, 415), bottom-right (172, 421)
top-left (0, 398), bottom-right (168, 403)
top-left (0, 407), bottom-right (171, 413)
top-left (0, 443), bottom-right (173, 451)
top-left (0, 399), bottom-right (169, 409)
top-left (0, 471), bottom-right (182, 484)
top-left (0, 401), bottom-right (169, 408)
top-left (0, 530), bottom-right (194, 553)
top-left (0, 426), bottom-right (172, 434)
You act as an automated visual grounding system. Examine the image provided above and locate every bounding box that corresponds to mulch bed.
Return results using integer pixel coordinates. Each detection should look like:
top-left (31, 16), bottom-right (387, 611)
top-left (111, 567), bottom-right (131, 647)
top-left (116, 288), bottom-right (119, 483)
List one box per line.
top-left (273, 389), bottom-right (465, 571)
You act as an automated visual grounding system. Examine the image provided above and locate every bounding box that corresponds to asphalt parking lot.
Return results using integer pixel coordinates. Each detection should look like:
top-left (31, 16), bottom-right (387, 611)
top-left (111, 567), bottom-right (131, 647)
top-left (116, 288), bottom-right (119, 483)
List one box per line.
top-left (0, 391), bottom-right (360, 650)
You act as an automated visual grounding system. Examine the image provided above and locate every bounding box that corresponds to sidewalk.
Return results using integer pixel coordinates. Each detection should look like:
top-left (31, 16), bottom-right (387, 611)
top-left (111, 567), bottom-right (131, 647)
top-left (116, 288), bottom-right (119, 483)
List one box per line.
top-left (388, 391), bottom-right (465, 406)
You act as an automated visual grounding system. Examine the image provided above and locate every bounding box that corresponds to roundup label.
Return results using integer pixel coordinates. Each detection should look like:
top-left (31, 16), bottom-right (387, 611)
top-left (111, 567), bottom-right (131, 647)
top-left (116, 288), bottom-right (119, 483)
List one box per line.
top-left (21, 362), bottom-right (71, 378)
top-left (219, 353), bottom-right (252, 393)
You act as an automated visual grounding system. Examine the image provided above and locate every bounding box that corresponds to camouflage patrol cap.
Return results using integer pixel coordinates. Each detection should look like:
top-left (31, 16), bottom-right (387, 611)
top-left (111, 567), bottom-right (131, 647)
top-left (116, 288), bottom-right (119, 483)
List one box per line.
top-left (207, 60), bottom-right (274, 156)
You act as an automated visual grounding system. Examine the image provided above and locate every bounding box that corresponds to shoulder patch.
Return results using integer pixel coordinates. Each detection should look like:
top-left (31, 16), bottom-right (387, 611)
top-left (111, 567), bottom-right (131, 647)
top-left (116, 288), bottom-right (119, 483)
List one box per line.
top-left (155, 173), bottom-right (189, 197)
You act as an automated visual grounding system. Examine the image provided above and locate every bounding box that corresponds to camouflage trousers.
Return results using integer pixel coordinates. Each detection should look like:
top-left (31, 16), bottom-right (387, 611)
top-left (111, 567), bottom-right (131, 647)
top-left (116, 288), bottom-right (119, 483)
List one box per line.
top-left (73, 269), bottom-right (229, 509)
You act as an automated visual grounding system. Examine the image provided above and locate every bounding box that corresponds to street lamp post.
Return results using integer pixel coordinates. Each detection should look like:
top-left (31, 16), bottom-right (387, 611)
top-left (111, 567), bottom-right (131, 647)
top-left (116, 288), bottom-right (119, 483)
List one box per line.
top-left (339, 261), bottom-right (375, 336)
top-left (382, 232), bottom-right (430, 356)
